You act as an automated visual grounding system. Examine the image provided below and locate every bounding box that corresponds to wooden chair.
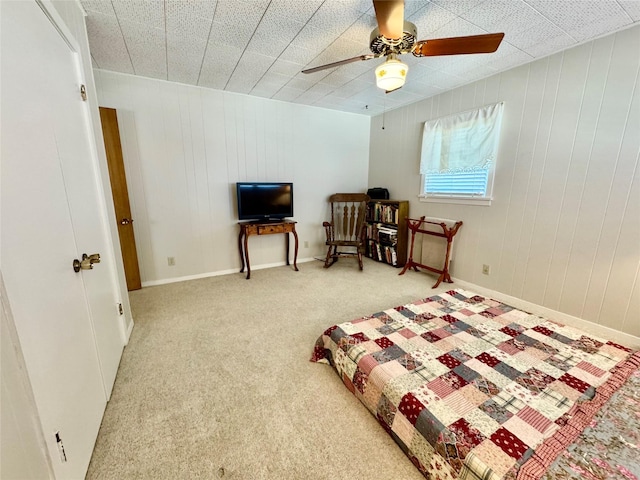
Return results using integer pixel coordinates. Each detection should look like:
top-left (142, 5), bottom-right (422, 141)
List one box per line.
top-left (323, 193), bottom-right (370, 270)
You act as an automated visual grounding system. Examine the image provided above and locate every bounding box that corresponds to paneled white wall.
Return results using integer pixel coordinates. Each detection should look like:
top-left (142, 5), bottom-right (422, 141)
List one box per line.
top-left (369, 26), bottom-right (639, 337)
top-left (95, 71), bottom-right (370, 284)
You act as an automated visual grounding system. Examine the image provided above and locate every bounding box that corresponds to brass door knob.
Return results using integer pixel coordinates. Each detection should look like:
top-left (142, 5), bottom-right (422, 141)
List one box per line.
top-left (73, 253), bottom-right (101, 273)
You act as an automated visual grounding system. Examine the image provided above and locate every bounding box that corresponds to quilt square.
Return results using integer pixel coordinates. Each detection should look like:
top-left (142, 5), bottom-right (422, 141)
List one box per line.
top-left (476, 352), bottom-right (501, 368)
top-left (515, 368), bottom-right (557, 394)
top-left (472, 376), bottom-right (500, 397)
top-left (436, 418), bottom-right (487, 474)
top-left (557, 372), bottom-right (591, 393)
top-left (438, 353), bottom-right (462, 369)
top-left (516, 406), bottom-right (553, 434)
top-left (454, 364), bottom-right (481, 383)
top-left (490, 427), bottom-right (529, 460)
top-left (398, 392), bottom-right (427, 424)
top-left (442, 371), bottom-right (469, 390)
top-left (428, 377), bottom-right (455, 398)
top-left (415, 407), bottom-right (446, 447)
top-left (371, 344), bottom-right (406, 364)
top-left (479, 398), bottom-right (514, 424)
top-left (421, 331), bottom-right (442, 343)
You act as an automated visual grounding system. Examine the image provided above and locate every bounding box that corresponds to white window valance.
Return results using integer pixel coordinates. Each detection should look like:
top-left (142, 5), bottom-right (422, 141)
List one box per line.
top-left (420, 102), bottom-right (504, 175)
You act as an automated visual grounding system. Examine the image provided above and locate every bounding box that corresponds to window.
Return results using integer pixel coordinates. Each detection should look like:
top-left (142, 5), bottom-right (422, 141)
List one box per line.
top-left (419, 102), bottom-right (504, 206)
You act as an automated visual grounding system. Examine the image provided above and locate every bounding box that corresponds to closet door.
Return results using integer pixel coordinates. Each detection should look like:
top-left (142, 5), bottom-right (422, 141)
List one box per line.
top-left (1, 1), bottom-right (122, 477)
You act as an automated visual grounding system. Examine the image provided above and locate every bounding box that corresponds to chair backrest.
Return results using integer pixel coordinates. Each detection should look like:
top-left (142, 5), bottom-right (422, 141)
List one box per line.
top-left (328, 193), bottom-right (370, 242)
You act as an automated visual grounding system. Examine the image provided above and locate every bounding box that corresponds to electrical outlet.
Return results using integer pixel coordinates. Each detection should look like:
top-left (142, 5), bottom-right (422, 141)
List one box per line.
top-left (168, 257), bottom-right (175, 266)
top-left (304, 241), bottom-right (309, 248)
top-left (482, 264), bottom-right (490, 275)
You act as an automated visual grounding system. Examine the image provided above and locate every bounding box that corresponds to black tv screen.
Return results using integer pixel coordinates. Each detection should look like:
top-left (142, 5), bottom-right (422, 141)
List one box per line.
top-left (236, 182), bottom-right (293, 221)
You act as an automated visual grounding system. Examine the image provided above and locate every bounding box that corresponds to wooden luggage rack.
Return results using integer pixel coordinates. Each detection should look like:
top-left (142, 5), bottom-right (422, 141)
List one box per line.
top-left (399, 216), bottom-right (463, 288)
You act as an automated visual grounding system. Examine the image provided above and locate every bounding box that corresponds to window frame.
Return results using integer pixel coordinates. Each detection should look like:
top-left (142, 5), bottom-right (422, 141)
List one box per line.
top-left (419, 167), bottom-right (496, 206)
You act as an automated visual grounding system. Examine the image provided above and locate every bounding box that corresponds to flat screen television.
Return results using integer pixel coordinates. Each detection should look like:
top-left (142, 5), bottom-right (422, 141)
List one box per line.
top-left (236, 182), bottom-right (293, 221)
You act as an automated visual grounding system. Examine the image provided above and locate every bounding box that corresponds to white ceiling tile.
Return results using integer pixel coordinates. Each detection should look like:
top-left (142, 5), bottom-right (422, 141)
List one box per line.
top-left (429, 16), bottom-right (489, 38)
top-left (279, 43), bottom-right (319, 64)
top-left (85, 12), bottom-right (134, 73)
top-left (526, 1), bottom-right (632, 41)
top-left (209, 0), bottom-right (268, 49)
top-left (266, 0), bottom-right (324, 22)
top-left (293, 24), bottom-right (338, 55)
top-left (166, 0), bottom-right (217, 21)
top-left (272, 86), bottom-right (305, 102)
top-left (119, 19), bottom-right (166, 78)
top-left (198, 42), bottom-right (242, 88)
top-left (318, 71), bottom-right (358, 88)
top-left (410, 3), bottom-right (459, 38)
top-left (307, 0), bottom-right (364, 37)
top-left (252, 72), bottom-right (290, 91)
top-left (167, 33), bottom-right (207, 84)
top-left (430, 0), bottom-right (489, 17)
top-left (522, 31), bottom-right (579, 58)
top-left (80, 0), bottom-right (115, 16)
top-left (459, 0), bottom-right (528, 30)
top-left (292, 90), bottom-right (327, 105)
top-left (305, 82), bottom-right (336, 96)
top-left (286, 75), bottom-right (317, 91)
top-left (226, 52), bottom-right (277, 92)
top-left (268, 59), bottom-right (306, 77)
top-left (165, 2), bottom-right (215, 39)
top-left (245, 12), bottom-right (306, 57)
top-left (484, 41), bottom-right (533, 69)
top-left (324, 38), bottom-right (369, 60)
top-left (340, 14), bottom-right (377, 43)
top-left (619, 1), bottom-right (640, 21)
top-left (111, 0), bottom-right (165, 29)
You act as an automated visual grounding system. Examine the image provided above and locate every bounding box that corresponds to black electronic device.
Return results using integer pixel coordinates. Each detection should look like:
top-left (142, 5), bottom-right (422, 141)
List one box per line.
top-left (236, 182), bottom-right (293, 221)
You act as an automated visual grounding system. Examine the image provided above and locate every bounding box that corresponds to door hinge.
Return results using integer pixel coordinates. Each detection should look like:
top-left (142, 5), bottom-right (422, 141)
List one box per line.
top-left (80, 84), bottom-right (87, 101)
top-left (55, 431), bottom-right (67, 463)
top-left (118, 303), bottom-right (123, 315)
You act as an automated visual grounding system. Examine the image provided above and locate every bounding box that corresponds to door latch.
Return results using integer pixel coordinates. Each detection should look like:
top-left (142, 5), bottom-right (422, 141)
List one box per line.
top-left (73, 253), bottom-right (100, 273)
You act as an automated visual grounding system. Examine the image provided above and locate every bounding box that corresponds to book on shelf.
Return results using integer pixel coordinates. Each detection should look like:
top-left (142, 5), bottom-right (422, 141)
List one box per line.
top-left (368, 203), bottom-right (399, 224)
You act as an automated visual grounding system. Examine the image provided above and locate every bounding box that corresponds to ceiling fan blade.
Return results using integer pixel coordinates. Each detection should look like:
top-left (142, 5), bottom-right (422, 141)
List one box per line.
top-left (413, 33), bottom-right (505, 57)
top-left (301, 54), bottom-right (379, 74)
top-left (372, 0), bottom-right (405, 39)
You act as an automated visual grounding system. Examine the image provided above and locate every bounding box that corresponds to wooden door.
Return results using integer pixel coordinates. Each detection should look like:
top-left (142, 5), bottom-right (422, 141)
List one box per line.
top-left (99, 107), bottom-right (142, 291)
top-left (1, 2), bottom-right (114, 477)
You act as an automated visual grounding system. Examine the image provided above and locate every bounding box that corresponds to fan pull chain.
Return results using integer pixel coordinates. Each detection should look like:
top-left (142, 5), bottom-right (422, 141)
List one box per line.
top-left (382, 95), bottom-right (386, 130)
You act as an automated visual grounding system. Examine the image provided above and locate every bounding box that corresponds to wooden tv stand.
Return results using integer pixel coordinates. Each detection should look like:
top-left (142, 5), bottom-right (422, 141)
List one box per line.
top-left (238, 220), bottom-right (299, 280)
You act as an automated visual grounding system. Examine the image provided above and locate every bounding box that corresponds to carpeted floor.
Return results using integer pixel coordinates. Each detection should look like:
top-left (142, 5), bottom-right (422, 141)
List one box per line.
top-left (86, 258), bottom-right (450, 479)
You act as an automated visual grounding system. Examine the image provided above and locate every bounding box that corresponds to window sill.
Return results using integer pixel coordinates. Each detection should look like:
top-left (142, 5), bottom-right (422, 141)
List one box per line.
top-left (418, 195), bottom-right (492, 206)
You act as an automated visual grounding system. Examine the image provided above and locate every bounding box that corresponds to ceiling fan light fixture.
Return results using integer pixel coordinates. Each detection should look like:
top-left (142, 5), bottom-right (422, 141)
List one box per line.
top-left (375, 54), bottom-right (408, 91)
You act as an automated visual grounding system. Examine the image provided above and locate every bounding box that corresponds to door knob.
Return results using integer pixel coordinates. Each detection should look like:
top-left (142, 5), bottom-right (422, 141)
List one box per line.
top-left (120, 218), bottom-right (133, 225)
top-left (73, 253), bottom-right (101, 273)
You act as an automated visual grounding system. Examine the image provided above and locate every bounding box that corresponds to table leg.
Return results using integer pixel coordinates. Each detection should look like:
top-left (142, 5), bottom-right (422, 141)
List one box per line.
top-left (243, 233), bottom-right (251, 280)
top-left (285, 232), bottom-right (290, 266)
top-left (238, 228), bottom-right (246, 273)
top-left (292, 229), bottom-right (299, 271)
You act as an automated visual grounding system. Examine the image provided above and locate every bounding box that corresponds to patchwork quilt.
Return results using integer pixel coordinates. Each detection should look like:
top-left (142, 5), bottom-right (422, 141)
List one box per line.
top-left (311, 289), bottom-right (640, 480)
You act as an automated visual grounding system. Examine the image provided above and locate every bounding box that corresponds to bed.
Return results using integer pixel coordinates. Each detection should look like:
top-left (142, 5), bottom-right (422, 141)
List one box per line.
top-left (311, 289), bottom-right (640, 480)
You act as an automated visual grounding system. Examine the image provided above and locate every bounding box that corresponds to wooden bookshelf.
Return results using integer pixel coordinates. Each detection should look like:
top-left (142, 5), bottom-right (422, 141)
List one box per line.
top-left (365, 200), bottom-right (409, 267)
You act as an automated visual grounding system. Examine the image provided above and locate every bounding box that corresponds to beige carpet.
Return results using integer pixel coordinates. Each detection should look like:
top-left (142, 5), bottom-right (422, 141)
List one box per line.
top-left (87, 258), bottom-right (451, 479)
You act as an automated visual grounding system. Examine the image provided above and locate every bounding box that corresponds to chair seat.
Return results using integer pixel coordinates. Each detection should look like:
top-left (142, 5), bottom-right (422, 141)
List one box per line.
top-left (326, 240), bottom-right (361, 247)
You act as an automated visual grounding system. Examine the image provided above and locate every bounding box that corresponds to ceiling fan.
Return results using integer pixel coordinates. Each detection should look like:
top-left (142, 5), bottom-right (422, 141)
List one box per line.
top-left (301, 0), bottom-right (504, 93)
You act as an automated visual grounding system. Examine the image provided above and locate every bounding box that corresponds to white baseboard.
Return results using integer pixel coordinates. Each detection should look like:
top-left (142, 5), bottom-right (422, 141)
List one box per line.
top-left (124, 317), bottom-right (134, 344)
top-left (141, 257), bottom-right (317, 287)
top-left (452, 278), bottom-right (640, 349)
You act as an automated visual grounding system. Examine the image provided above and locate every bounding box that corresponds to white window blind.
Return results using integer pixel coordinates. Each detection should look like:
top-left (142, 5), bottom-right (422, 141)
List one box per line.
top-left (420, 102), bottom-right (504, 202)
